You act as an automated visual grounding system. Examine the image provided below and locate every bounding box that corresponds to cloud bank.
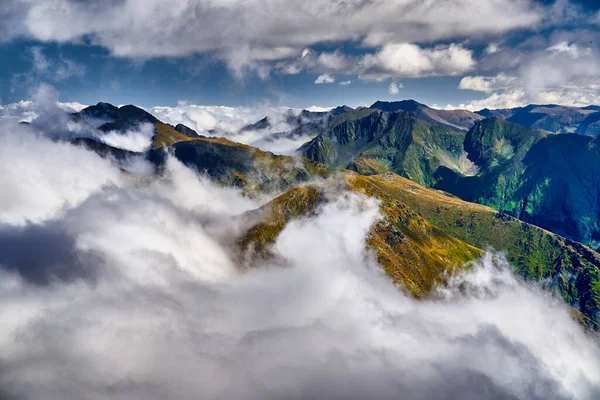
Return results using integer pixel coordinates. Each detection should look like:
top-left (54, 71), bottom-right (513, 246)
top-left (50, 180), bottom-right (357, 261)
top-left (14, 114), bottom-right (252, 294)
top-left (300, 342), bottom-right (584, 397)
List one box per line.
top-left (453, 39), bottom-right (600, 110)
top-left (0, 0), bottom-right (549, 80)
top-left (0, 116), bottom-right (598, 399)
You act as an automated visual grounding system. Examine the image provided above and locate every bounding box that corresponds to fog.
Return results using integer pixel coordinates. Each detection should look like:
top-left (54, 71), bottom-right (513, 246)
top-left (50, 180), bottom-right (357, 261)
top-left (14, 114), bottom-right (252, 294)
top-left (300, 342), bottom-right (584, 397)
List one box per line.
top-left (0, 118), bottom-right (598, 400)
top-left (149, 103), bottom-right (327, 155)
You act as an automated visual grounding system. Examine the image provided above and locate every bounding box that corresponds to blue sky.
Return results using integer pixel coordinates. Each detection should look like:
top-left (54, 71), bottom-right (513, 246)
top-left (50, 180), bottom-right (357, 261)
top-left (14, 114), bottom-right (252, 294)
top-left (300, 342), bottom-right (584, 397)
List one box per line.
top-left (0, 0), bottom-right (599, 110)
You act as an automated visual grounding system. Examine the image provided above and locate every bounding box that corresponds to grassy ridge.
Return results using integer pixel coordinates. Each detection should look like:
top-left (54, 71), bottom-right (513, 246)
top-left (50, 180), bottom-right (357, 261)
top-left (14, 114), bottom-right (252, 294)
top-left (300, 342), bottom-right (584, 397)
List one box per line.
top-left (238, 171), bottom-right (600, 327)
top-left (356, 173), bottom-right (600, 327)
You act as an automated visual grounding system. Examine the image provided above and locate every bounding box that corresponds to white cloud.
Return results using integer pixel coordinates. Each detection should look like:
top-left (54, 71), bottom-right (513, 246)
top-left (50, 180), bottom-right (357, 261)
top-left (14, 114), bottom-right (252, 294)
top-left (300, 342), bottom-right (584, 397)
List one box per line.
top-left (547, 41), bottom-right (589, 58)
top-left (149, 102), bottom-right (326, 155)
top-left (360, 43), bottom-right (476, 80)
top-left (448, 88), bottom-right (528, 111)
top-left (339, 80), bottom-right (352, 86)
top-left (454, 40), bottom-right (600, 110)
top-left (96, 122), bottom-right (156, 152)
top-left (0, 98), bottom-right (86, 122)
top-left (388, 81), bottom-right (403, 95)
top-left (149, 102), bottom-right (290, 134)
top-left (0, 113), bottom-right (598, 398)
top-left (458, 74), bottom-right (518, 93)
top-left (305, 105), bottom-right (334, 112)
top-left (314, 74), bottom-right (335, 84)
top-left (26, 46), bottom-right (85, 81)
top-left (485, 43), bottom-right (501, 54)
top-left (3, 0), bottom-right (546, 75)
top-left (0, 121), bottom-right (122, 226)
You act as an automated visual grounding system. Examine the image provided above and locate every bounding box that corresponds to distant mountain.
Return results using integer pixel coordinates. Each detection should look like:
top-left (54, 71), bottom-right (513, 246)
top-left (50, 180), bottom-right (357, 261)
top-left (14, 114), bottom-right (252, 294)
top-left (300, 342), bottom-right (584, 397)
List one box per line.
top-left (147, 123), bottom-right (328, 194)
top-left (70, 106), bottom-right (329, 195)
top-left (435, 117), bottom-right (600, 250)
top-left (577, 112), bottom-right (600, 136)
top-left (370, 100), bottom-right (484, 132)
top-left (77, 102), bottom-right (119, 124)
top-left (73, 102), bottom-right (159, 133)
top-left (239, 108), bottom-right (333, 133)
top-left (476, 104), bottom-right (600, 135)
top-left (299, 108), bottom-right (473, 187)
top-left (240, 116), bottom-right (271, 132)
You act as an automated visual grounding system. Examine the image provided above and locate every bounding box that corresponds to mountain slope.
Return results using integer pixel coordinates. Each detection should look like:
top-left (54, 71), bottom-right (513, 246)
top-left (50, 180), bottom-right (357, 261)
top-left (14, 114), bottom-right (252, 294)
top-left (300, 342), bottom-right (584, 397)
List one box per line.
top-left (299, 108), bottom-right (473, 187)
top-left (435, 117), bottom-right (600, 250)
top-left (371, 100), bottom-right (484, 132)
top-left (477, 104), bottom-right (600, 135)
top-left (239, 171), bottom-right (600, 328)
top-left (72, 104), bottom-right (329, 195)
top-left (148, 135), bottom-right (329, 194)
top-left (239, 176), bottom-right (481, 297)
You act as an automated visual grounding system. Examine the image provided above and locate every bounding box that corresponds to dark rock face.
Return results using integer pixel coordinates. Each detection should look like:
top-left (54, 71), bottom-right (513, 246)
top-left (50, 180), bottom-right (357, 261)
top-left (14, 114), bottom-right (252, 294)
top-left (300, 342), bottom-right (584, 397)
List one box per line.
top-left (240, 117), bottom-right (271, 132)
top-left (174, 123), bottom-right (201, 138)
top-left (299, 108), bottom-right (467, 187)
top-left (436, 117), bottom-right (600, 250)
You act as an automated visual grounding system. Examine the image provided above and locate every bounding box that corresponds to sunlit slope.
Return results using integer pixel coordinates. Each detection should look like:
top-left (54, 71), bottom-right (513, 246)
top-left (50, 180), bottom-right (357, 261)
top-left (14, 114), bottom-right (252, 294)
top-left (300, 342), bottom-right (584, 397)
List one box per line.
top-left (239, 177), bottom-right (480, 297)
top-left (148, 123), bottom-right (329, 193)
top-left (240, 171), bottom-right (600, 328)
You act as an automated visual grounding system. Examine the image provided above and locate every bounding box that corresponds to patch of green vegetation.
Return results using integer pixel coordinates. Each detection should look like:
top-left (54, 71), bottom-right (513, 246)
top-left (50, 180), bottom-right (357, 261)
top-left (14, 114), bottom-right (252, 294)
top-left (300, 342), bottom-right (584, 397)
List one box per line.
top-left (301, 110), bottom-right (469, 187)
top-left (239, 173), bottom-right (481, 298)
top-left (148, 135), bottom-right (329, 195)
top-left (152, 122), bottom-right (198, 149)
top-left (239, 185), bottom-right (324, 257)
top-left (359, 172), bottom-right (600, 328)
top-left (435, 118), bottom-right (600, 251)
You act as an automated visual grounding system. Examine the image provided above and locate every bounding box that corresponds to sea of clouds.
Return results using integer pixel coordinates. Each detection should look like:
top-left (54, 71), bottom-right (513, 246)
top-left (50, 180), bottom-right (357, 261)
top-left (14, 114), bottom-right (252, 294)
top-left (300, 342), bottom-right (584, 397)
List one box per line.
top-left (0, 105), bottom-right (598, 399)
top-left (0, 94), bottom-right (329, 155)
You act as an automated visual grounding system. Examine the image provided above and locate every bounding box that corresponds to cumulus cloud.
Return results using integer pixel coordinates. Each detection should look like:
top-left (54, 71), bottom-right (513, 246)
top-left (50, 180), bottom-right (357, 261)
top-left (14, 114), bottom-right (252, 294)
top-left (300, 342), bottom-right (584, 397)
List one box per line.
top-left (360, 43), bottom-right (476, 80)
top-left (448, 88), bottom-right (528, 111)
top-left (0, 0), bottom-right (546, 75)
top-left (0, 121), bottom-right (122, 226)
top-left (0, 98), bottom-right (86, 122)
top-left (149, 102), bottom-right (291, 135)
top-left (453, 38), bottom-right (600, 110)
top-left (339, 80), bottom-right (352, 86)
top-left (314, 74), bottom-right (335, 84)
top-left (96, 122), bottom-right (156, 152)
top-left (281, 42), bottom-right (477, 81)
top-left (458, 74), bottom-right (518, 94)
top-left (388, 81), bottom-right (403, 95)
top-left (485, 42), bottom-right (501, 54)
top-left (0, 111), bottom-right (598, 399)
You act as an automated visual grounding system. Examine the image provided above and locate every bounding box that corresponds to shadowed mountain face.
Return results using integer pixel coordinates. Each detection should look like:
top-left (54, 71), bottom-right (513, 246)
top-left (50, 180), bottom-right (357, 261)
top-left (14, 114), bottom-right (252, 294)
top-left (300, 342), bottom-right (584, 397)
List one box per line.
top-left (299, 108), bottom-right (474, 187)
top-left (147, 135), bottom-right (329, 194)
top-left (476, 104), bottom-right (600, 135)
top-left (371, 100), bottom-right (484, 132)
top-left (435, 117), bottom-right (600, 250)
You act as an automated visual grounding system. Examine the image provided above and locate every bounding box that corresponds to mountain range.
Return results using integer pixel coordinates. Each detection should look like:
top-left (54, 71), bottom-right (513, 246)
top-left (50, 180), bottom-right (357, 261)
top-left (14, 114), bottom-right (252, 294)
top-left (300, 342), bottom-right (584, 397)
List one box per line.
top-left (48, 99), bottom-right (600, 328)
top-left (477, 104), bottom-right (600, 135)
